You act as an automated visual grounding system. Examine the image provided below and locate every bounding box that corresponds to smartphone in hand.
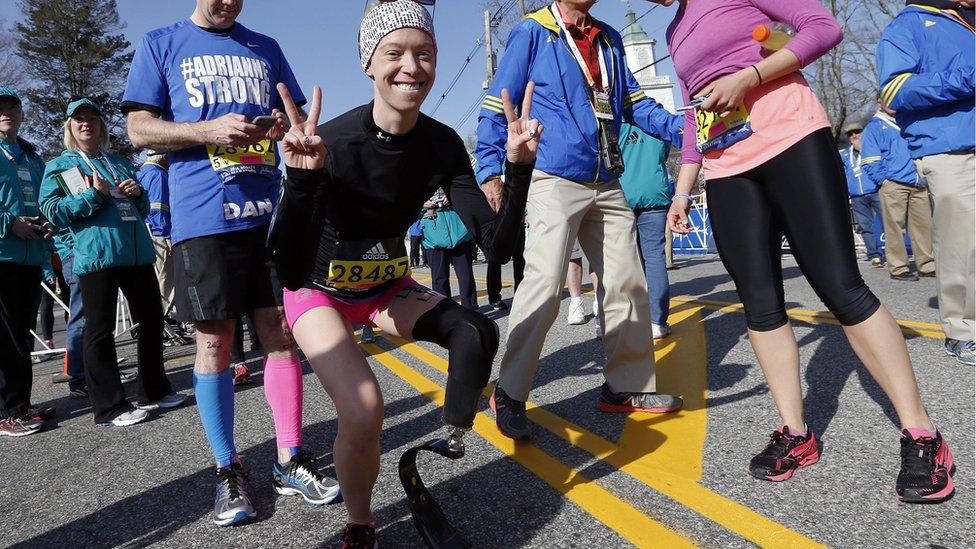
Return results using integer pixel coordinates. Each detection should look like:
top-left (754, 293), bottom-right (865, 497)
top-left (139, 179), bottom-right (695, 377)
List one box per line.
top-left (251, 115), bottom-right (277, 129)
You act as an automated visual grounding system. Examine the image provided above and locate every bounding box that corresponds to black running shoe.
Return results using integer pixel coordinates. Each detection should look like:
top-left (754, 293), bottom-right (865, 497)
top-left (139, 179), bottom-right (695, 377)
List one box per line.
top-left (341, 522), bottom-right (378, 548)
top-left (897, 429), bottom-right (955, 503)
top-left (748, 426), bottom-right (820, 482)
top-left (28, 405), bottom-right (55, 421)
top-left (488, 383), bottom-right (530, 440)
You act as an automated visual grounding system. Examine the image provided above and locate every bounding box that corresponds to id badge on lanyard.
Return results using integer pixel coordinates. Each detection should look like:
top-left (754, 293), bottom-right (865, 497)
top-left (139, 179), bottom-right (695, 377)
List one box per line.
top-left (1, 146), bottom-right (37, 209)
top-left (79, 151), bottom-right (139, 222)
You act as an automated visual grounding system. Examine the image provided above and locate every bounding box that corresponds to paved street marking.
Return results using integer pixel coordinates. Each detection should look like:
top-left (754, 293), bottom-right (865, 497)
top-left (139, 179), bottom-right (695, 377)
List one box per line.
top-left (379, 305), bottom-right (824, 549)
top-left (362, 341), bottom-right (696, 548)
top-left (412, 272), bottom-right (942, 340)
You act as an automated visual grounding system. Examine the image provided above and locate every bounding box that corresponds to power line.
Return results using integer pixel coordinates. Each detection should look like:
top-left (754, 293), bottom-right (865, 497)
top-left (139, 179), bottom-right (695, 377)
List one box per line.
top-left (430, 0), bottom-right (518, 116)
top-left (455, 91), bottom-right (487, 130)
top-left (430, 40), bottom-right (484, 115)
top-left (620, 4), bottom-right (658, 32)
top-left (631, 54), bottom-right (671, 75)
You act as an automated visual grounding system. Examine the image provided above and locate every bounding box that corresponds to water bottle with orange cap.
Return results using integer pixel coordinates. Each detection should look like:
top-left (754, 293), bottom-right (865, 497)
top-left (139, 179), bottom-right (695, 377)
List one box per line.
top-left (752, 22), bottom-right (795, 51)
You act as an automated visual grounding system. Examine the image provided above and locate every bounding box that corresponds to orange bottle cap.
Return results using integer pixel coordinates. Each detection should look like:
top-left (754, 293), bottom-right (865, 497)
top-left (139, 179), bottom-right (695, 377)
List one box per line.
top-left (752, 24), bottom-right (771, 42)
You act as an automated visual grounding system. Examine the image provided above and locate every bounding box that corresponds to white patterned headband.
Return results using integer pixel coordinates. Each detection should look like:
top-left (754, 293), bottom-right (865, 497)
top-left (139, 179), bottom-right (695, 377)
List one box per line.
top-left (359, 0), bottom-right (436, 72)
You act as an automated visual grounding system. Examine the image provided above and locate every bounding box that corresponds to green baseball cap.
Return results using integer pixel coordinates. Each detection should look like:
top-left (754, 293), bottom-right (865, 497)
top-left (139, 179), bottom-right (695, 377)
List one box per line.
top-left (65, 98), bottom-right (103, 117)
top-left (0, 87), bottom-right (22, 105)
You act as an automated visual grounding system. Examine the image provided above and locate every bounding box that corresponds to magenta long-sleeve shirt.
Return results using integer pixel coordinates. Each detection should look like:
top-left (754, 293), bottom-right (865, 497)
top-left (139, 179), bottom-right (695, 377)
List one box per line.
top-left (665, 0), bottom-right (843, 165)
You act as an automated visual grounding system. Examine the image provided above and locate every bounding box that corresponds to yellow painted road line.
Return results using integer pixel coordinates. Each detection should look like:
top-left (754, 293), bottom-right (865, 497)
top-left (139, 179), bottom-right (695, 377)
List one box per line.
top-left (361, 342), bottom-right (696, 549)
top-left (414, 272), bottom-right (940, 340)
top-left (670, 296), bottom-right (944, 340)
top-left (382, 307), bottom-right (824, 549)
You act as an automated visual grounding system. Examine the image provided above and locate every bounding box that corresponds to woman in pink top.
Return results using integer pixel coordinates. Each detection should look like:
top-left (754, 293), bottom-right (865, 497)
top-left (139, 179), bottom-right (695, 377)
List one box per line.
top-left (656, 0), bottom-right (954, 503)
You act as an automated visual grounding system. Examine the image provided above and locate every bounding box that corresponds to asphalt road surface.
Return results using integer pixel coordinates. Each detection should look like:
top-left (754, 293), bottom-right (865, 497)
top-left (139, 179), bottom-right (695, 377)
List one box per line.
top-left (3, 254), bottom-right (972, 548)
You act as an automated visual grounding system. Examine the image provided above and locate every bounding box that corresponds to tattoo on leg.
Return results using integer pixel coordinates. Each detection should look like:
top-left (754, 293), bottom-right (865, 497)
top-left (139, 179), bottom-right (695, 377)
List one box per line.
top-left (206, 340), bottom-right (222, 349)
top-left (396, 285), bottom-right (437, 302)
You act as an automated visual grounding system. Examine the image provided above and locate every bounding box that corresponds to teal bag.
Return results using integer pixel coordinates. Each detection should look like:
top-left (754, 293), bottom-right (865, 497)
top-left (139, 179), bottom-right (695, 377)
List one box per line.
top-left (421, 208), bottom-right (472, 250)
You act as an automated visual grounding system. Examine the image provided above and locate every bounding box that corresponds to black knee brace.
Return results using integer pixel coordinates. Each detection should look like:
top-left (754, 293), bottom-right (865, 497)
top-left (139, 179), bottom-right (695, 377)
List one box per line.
top-left (412, 298), bottom-right (499, 428)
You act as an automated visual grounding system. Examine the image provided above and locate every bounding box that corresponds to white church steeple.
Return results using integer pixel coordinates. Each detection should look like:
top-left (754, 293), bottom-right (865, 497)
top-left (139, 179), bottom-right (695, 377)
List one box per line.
top-left (621, 7), bottom-right (676, 113)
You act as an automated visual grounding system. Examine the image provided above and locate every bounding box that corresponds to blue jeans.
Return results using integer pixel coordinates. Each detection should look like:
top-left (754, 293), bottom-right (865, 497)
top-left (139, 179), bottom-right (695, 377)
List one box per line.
top-left (850, 192), bottom-right (884, 260)
top-left (635, 208), bottom-right (670, 326)
top-left (60, 254), bottom-right (86, 391)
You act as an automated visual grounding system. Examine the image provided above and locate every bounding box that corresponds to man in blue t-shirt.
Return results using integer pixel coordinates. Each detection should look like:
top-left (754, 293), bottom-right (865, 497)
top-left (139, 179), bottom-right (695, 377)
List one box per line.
top-left (122, 0), bottom-right (337, 527)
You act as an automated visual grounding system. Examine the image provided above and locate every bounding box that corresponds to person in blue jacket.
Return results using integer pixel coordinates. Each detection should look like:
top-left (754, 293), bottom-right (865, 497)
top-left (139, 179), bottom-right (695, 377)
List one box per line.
top-left (40, 98), bottom-right (186, 427)
top-left (618, 121), bottom-right (674, 339)
top-left (0, 87), bottom-right (56, 437)
top-left (877, 0), bottom-right (974, 366)
top-left (408, 218), bottom-right (426, 268)
top-left (839, 122), bottom-right (885, 268)
top-left (138, 151), bottom-right (176, 316)
top-left (860, 100), bottom-right (934, 281)
top-left (476, 0), bottom-right (684, 440)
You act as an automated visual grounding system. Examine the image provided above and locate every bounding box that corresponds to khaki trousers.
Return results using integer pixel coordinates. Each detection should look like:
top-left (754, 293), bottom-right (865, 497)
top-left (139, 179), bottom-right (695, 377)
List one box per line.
top-left (879, 180), bottom-right (934, 276)
top-left (915, 153), bottom-right (975, 342)
top-left (152, 235), bottom-right (175, 315)
top-left (498, 171), bottom-right (656, 401)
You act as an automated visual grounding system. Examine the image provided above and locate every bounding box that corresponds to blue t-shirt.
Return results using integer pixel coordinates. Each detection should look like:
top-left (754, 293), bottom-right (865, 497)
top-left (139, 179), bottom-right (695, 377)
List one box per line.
top-left (122, 20), bottom-right (306, 244)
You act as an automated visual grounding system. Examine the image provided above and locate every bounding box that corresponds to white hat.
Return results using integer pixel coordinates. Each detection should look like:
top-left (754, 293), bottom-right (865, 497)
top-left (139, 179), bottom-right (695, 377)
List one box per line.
top-left (359, 0), bottom-right (436, 72)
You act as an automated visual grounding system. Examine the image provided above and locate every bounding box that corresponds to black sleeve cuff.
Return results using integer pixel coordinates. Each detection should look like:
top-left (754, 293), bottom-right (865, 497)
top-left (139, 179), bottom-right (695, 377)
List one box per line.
top-left (284, 166), bottom-right (326, 194)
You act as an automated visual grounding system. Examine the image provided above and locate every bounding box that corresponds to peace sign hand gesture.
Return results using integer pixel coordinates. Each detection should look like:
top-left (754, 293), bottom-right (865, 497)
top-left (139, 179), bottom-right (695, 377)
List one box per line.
top-left (277, 83), bottom-right (326, 171)
top-left (503, 81), bottom-right (543, 165)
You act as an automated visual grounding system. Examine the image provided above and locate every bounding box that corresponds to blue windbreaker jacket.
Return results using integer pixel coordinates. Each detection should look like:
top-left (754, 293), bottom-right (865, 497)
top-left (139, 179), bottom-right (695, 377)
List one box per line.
top-left (859, 112), bottom-right (921, 187)
top-left (476, 6), bottom-right (683, 185)
top-left (877, 4), bottom-right (975, 158)
top-left (840, 146), bottom-right (879, 197)
top-left (138, 162), bottom-right (170, 238)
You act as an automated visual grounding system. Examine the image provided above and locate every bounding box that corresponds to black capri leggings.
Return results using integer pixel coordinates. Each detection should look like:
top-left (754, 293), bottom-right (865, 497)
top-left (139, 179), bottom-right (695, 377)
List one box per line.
top-left (706, 128), bottom-right (881, 331)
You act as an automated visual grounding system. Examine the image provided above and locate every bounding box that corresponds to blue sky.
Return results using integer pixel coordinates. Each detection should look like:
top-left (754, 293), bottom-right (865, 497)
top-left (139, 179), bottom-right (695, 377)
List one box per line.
top-left (2, 0), bottom-right (681, 139)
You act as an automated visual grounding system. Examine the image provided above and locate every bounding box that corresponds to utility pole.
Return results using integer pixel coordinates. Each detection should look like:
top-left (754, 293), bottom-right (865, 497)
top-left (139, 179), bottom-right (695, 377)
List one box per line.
top-left (483, 9), bottom-right (495, 89)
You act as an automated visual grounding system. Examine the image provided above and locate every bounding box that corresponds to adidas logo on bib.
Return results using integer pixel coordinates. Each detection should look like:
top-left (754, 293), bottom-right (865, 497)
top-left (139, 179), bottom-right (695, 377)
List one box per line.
top-left (363, 243), bottom-right (389, 260)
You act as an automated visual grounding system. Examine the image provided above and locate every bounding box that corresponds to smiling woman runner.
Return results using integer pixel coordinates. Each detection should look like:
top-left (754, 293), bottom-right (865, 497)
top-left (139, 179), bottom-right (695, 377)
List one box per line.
top-left (656, 0), bottom-right (956, 504)
top-left (268, 1), bottom-right (541, 546)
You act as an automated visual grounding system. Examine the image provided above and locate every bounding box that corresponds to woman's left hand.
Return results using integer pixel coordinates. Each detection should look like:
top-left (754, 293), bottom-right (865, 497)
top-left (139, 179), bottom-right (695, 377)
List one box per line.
top-left (118, 178), bottom-right (142, 198)
top-left (695, 68), bottom-right (760, 118)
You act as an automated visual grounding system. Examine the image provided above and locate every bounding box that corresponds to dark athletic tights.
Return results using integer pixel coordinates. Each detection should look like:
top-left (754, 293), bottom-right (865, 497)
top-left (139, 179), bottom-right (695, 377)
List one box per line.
top-left (706, 128), bottom-right (881, 331)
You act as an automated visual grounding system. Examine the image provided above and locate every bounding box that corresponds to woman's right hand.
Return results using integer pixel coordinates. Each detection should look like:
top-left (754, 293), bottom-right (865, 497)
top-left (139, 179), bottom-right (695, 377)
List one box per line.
top-left (88, 171), bottom-right (110, 197)
top-left (277, 83), bottom-right (326, 170)
top-left (667, 197), bottom-right (692, 234)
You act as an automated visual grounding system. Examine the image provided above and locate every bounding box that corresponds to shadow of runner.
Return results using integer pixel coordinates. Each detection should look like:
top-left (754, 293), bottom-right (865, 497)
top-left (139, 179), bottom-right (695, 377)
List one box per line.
top-left (12, 394), bottom-right (433, 549)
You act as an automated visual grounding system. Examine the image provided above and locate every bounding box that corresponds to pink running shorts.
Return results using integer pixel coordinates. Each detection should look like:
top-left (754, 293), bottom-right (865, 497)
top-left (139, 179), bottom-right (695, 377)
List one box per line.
top-left (283, 277), bottom-right (419, 329)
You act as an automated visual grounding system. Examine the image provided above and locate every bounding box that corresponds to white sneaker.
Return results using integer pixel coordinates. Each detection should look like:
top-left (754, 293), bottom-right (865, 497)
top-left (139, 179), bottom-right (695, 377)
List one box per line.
top-left (652, 323), bottom-right (672, 339)
top-left (567, 298), bottom-right (586, 325)
top-left (106, 408), bottom-right (149, 427)
top-left (136, 392), bottom-right (188, 411)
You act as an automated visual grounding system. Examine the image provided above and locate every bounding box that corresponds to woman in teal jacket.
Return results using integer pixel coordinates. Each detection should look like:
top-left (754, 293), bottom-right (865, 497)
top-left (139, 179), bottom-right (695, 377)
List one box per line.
top-left (0, 87), bottom-right (56, 437)
top-left (40, 98), bottom-right (184, 427)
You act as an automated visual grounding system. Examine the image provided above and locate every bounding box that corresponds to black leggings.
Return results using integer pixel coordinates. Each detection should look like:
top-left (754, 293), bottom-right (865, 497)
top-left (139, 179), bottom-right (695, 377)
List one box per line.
top-left (707, 128), bottom-right (880, 331)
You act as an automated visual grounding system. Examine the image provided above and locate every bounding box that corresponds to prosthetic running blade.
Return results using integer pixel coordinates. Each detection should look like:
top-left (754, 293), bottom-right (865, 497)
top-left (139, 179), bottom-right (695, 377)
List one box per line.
top-left (399, 431), bottom-right (472, 548)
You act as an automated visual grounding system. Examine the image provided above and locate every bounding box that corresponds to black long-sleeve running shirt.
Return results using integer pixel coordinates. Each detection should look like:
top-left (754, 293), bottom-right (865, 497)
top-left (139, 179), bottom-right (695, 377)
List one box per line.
top-left (271, 102), bottom-right (533, 293)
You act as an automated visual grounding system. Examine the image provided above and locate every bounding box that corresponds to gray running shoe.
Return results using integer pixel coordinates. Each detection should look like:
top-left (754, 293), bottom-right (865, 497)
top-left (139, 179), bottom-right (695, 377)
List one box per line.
top-left (135, 392), bottom-right (188, 411)
top-left (103, 408), bottom-right (149, 427)
top-left (213, 463), bottom-right (256, 527)
top-left (598, 383), bottom-right (683, 413)
top-left (273, 450), bottom-right (341, 505)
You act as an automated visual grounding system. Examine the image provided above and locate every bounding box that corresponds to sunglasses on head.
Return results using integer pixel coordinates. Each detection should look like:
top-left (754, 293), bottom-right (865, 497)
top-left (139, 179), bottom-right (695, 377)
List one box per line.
top-left (846, 130), bottom-right (862, 137)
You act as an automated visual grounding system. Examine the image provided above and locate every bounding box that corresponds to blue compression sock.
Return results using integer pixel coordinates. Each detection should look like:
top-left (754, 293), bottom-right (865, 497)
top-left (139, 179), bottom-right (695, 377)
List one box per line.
top-left (193, 369), bottom-right (237, 468)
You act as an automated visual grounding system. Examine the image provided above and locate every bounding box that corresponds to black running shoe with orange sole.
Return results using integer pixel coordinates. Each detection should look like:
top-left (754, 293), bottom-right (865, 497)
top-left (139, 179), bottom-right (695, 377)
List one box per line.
top-left (749, 425), bottom-right (820, 482)
top-left (897, 429), bottom-right (955, 503)
top-left (488, 383), bottom-right (531, 440)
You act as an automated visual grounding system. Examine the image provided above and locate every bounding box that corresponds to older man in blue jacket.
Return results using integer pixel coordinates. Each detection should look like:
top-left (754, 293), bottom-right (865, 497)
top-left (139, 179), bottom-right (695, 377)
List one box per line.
top-left (840, 122), bottom-right (885, 268)
top-left (860, 101), bottom-right (935, 281)
top-left (877, 0), bottom-right (974, 365)
top-left (476, 0), bottom-right (684, 440)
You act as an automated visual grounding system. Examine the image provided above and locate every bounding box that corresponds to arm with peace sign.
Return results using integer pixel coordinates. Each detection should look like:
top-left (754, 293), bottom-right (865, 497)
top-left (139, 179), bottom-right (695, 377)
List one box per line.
top-left (502, 81), bottom-right (543, 165)
top-left (277, 83), bottom-right (326, 171)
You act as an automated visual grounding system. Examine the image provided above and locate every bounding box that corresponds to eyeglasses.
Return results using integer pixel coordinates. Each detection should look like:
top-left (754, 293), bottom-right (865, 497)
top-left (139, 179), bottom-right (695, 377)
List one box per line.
top-left (364, 0), bottom-right (435, 18)
top-left (846, 130), bottom-right (862, 137)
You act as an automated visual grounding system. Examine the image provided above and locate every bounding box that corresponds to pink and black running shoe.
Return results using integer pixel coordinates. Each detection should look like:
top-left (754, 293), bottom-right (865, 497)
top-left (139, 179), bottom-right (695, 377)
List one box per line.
top-left (749, 425), bottom-right (820, 482)
top-left (896, 429), bottom-right (955, 503)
